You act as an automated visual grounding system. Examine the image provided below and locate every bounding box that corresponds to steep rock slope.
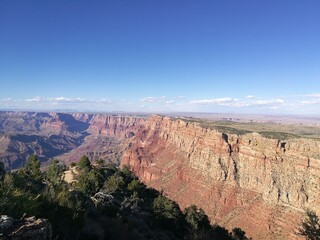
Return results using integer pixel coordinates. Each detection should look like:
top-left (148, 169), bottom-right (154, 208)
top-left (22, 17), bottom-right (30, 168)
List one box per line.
top-left (121, 116), bottom-right (320, 239)
top-left (0, 112), bottom-right (90, 169)
top-left (1, 112), bottom-right (320, 239)
top-left (0, 112), bottom-right (146, 169)
top-left (57, 114), bottom-right (145, 164)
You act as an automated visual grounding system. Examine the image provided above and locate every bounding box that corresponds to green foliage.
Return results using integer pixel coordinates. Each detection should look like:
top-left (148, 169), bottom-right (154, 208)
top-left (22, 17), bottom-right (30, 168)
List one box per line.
top-left (41, 184), bottom-right (86, 239)
top-left (211, 225), bottom-right (234, 240)
top-left (184, 205), bottom-right (211, 231)
top-left (78, 155), bottom-right (92, 171)
top-left (76, 169), bottom-right (104, 196)
top-left (152, 195), bottom-right (182, 224)
top-left (121, 165), bottom-right (134, 179)
top-left (104, 174), bottom-right (125, 193)
top-left (259, 131), bottom-right (299, 140)
top-left (299, 210), bottom-right (320, 240)
top-left (0, 173), bottom-right (41, 218)
top-left (70, 162), bottom-right (76, 167)
top-left (127, 179), bottom-right (143, 193)
top-left (0, 160), bottom-right (250, 240)
top-left (23, 154), bottom-right (42, 181)
top-left (231, 228), bottom-right (250, 240)
top-left (46, 159), bottom-right (66, 185)
top-left (0, 161), bottom-right (5, 181)
top-left (95, 158), bottom-right (105, 167)
top-left (120, 191), bottom-right (142, 214)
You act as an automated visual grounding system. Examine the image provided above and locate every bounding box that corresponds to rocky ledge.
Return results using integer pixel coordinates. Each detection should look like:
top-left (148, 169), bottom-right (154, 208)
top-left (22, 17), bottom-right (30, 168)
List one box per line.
top-left (0, 215), bottom-right (52, 240)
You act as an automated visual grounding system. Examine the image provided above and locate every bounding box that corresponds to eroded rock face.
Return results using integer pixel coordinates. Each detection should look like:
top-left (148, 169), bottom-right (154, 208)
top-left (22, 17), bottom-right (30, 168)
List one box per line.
top-left (1, 112), bottom-right (319, 239)
top-left (0, 215), bottom-right (52, 240)
top-left (85, 114), bottom-right (145, 138)
top-left (121, 116), bottom-right (320, 240)
top-left (57, 114), bottom-right (146, 164)
top-left (0, 112), bottom-right (145, 169)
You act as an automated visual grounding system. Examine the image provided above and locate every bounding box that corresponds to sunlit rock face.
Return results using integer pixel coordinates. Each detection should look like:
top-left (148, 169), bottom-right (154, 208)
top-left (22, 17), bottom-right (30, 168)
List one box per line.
top-left (121, 115), bottom-right (320, 240)
top-left (1, 112), bottom-right (320, 239)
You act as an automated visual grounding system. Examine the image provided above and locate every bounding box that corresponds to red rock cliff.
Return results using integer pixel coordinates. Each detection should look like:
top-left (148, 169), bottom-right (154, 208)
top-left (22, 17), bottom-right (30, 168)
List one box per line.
top-left (121, 115), bottom-right (320, 240)
top-left (84, 114), bottom-right (145, 137)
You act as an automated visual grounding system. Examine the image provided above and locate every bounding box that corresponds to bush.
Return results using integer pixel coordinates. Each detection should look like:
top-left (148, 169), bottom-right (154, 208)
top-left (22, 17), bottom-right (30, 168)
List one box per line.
top-left (78, 155), bottom-right (92, 171)
top-left (0, 162), bottom-right (5, 181)
top-left (76, 170), bottom-right (104, 196)
top-left (104, 174), bottom-right (125, 193)
top-left (95, 158), bottom-right (105, 167)
top-left (127, 179), bottom-right (144, 193)
top-left (152, 195), bottom-right (182, 230)
top-left (23, 154), bottom-right (42, 182)
top-left (0, 174), bottom-right (41, 218)
top-left (46, 160), bottom-right (66, 185)
top-left (231, 228), bottom-right (250, 240)
top-left (299, 210), bottom-right (320, 240)
top-left (184, 205), bottom-right (211, 231)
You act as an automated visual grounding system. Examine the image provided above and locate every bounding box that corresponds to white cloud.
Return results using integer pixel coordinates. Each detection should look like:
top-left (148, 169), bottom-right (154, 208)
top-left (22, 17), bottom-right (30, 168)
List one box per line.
top-left (301, 99), bottom-right (320, 105)
top-left (190, 97), bottom-right (284, 108)
top-left (1, 93), bottom-right (319, 114)
top-left (25, 96), bottom-right (46, 102)
top-left (140, 96), bottom-right (180, 105)
top-left (300, 93), bottom-right (320, 105)
top-left (0, 98), bottom-right (13, 102)
top-left (246, 95), bottom-right (256, 99)
top-left (96, 98), bottom-right (112, 103)
top-left (251, 99), bottom-right (284, 106)
top-left (140, 97), bottom-right (158, 102)
top-left (305, 93), bottom-right (320, 98)
top-left (48, 97), bottom-right (72, 102)
top-left (26, 96), bottom-right (80, 103)
top-left (140, 96), bottom-right (166, 103)
top-left (190, 98), bottom-right (238, 105)
top-left (49, 97), bottom-right (89, 103)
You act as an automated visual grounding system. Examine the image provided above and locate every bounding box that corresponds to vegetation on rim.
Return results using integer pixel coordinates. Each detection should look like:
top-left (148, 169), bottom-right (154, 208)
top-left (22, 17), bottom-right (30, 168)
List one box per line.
top-left (0, 154), bottom-right (252, 240)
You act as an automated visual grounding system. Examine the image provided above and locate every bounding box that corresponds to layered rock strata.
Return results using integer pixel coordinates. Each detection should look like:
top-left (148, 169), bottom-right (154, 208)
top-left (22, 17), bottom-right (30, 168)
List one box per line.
top-left (121, 116), bottom-right (320, 239)
top-left (1, 112), bottom-right (320, 239)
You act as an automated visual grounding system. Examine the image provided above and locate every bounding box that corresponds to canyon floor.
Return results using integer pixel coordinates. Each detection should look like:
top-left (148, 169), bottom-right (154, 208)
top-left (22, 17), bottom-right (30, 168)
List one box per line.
top-left (1, 111), bottom-right (320, 239)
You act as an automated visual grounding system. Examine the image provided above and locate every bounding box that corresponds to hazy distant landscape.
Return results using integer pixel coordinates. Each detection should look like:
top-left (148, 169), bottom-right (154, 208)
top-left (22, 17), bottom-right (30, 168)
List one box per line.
top-left (1, 110), bottom-right (320, 170)
top-left (0, 110), bottom-right (320, 239)
top-left (1, 0), bottom-right (320, 239)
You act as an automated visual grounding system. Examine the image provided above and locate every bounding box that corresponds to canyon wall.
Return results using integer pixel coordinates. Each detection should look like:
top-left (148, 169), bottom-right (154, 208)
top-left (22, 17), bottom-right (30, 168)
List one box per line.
top-left (49, 114), bottom-right (146, 165)
top-left (121, 116), bottom-right (320, 240)
top-left (1, 112), bottom-right (320, 239)
top-left (0, 112), bottom-right (145, 168)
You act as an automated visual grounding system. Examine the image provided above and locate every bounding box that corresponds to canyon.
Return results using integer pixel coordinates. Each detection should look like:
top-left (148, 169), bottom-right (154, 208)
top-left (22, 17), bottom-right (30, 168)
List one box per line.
top-left (1, 111), bottom-right (320, 239)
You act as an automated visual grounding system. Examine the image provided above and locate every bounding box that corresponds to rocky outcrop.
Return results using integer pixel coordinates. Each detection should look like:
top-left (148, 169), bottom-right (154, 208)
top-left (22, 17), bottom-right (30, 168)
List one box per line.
top-left (0, 215), bottom-right (52, 240)
top-left (121, 116), bottom-right (320, 239)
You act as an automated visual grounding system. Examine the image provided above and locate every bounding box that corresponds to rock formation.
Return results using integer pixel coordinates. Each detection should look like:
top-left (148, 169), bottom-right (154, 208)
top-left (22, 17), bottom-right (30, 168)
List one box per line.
top-left (0, 112), bottom-right (145, 168)
top-left (121, 115), bottom-right (320, 240)
top-left (1, 112), bottom-right (319, 239)
top-left (0, 215), bottom-right (52, 240)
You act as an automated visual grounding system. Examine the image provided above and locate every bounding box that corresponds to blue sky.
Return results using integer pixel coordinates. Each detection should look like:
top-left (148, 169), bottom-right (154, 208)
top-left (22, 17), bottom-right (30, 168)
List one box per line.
top-left (0, 1), bottom-right (319, 114)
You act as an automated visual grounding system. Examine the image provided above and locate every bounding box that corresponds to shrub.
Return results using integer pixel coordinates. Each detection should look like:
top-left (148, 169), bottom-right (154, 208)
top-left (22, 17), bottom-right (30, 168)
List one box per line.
top-left (299, 210), bottom-right (320, 240)
top-left (46, 159), bottom-right (66, 185)
top-left (78, 155), bottom-right (92, 171)
top-left (184, 205), bottom-right (211, 231)
top-left (104, 174), bottom-right (125, 193)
